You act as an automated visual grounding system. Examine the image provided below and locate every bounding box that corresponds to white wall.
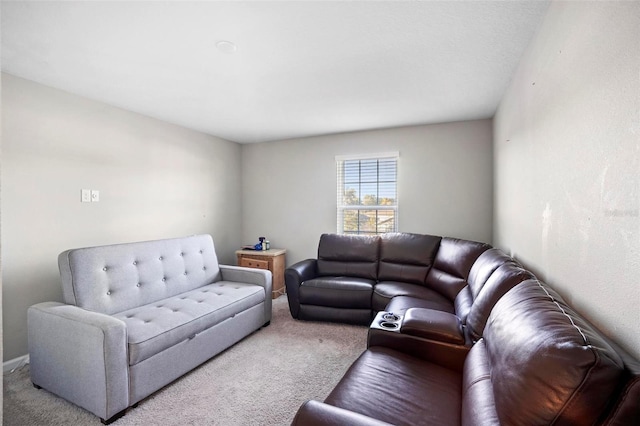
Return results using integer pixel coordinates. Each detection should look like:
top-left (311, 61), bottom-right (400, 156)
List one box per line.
top-left (494, 1), bottom-right (640, 358)
top-left (0, 71), bottom-right (3, 424)
top-left (242, 120), bottom-right (493, 266)
top-left (1, 74), bottom-right (243, 360)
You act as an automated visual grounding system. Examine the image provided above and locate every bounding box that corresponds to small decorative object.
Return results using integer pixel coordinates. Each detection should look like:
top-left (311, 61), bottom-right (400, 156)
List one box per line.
top-left (242, 237), bottom-right (269, 251)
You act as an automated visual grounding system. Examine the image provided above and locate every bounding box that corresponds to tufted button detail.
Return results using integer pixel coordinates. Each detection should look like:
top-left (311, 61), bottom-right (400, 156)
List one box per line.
top-left (184, 272), bottom-right (188, 275)
top-left (159, 256), bottom-right (163, 261)
top-left (173, 309), bottom-right (179, 312)
top-left (199, 250), bottom-right (203, 254)
top-left (106, 291), bottom-right (111, 295)
top-left (133, 261), bottom-right (137, 265)
top-left (180, 252), bottom-right (184, 257)
top-left (203, 267), bottom-right (206, 270)
top-left (136, 283), bottom-right (141, 287)
top-left (103, 267), bottom-right (108, 271)
top-left (162, 278), bottom-right (166, 282)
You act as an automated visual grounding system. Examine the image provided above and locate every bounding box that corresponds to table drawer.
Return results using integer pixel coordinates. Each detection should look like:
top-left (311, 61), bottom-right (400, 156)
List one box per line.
top-left (240, 257), bottom-right (269, 270)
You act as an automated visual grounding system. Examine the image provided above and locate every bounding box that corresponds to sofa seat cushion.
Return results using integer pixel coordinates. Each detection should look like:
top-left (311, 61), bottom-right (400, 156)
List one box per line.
top-left (325, 346), bottom-right (461, 426)
top-left (299, 277), bottom-right (374, 309)
top-left (373, 282), bottom-right (454, 313)
top-left (116, 282), bottom-right (265, 365)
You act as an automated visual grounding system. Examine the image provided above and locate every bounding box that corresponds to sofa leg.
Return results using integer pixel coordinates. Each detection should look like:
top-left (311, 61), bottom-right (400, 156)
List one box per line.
top-left (262, 321), bottom-right (271, 328)
top-left (32, 383), bottom-right (42, 390)
top-left (101, 408), bottom-right (127, 425)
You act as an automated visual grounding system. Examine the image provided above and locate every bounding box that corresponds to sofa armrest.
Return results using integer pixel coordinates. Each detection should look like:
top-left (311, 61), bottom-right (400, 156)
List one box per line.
top-left (285, 259), bottom-right (318, 318)
top-left (286, 259), bottom-right (318, 283)
top-left (219, 264), bottom-right (272, 289)
top-left (292, 400), bottom-right (394, 426)
top-left (219, 265), bottom-right (273, 324)
top-left (401, 308), bottom-right (465, 345)
top-left (27, 302), bottom-right (129, 422)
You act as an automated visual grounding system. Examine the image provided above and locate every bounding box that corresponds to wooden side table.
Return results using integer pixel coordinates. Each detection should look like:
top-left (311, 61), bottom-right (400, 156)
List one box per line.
top-left (235, 248), bottom-right (287, 299)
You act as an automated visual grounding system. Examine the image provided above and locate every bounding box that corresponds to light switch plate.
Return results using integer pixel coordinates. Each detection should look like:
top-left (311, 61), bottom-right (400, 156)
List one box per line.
top-left (91, 190), bottom-right (100, 202)
top-left (81, 189), bottom-right (91, 203)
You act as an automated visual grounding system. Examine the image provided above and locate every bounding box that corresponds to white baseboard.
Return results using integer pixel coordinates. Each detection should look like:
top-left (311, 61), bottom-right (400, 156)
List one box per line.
top-left (3, 354), bottom-right (29, 374)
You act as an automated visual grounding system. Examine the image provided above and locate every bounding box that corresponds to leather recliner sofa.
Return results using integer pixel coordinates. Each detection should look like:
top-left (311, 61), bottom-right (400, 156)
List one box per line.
top-left (285, 232), bottom-right (539, 368)
top-left (287, 233), bottom-right (640, 425)
top-left (292, 278), bottom-right (640, 425)
top-left (285, 232), bottom-right (529, 337)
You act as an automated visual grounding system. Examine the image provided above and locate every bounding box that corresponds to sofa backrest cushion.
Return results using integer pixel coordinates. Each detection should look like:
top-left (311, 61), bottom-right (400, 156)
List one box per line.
top-left (316, 233), bottom-right (380, 280)
top-left (484, 279), bottom-right (624, 425)
top-left (467, 248), bottom-right (515, 300)
top-left (425, 237), bottom-right (491, 301)
top-left (465, 263), bottom-right (534, 342)
top-left (455, 248), bottom-right (515, 323)
top-left (58, 234), bottom-right (221, 315)
top-left (377, 233), bottom-right (441, 285)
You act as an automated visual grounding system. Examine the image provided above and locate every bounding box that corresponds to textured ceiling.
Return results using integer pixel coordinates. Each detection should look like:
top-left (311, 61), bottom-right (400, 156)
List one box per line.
top-left (1, 1), bottom-right (550, 143)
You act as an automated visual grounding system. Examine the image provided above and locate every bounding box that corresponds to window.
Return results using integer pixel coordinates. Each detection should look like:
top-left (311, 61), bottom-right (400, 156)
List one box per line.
top-left (336, 152), bottom-right (398, 235)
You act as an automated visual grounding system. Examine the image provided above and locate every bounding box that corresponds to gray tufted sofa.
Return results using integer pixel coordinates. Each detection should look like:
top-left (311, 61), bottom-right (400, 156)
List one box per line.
top-left (27, 234), bottom-right (272, 424)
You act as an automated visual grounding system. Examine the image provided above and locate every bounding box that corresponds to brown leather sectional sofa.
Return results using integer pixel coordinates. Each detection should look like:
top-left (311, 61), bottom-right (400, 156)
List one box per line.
top-left (285, 233), bottom-right (640, 425)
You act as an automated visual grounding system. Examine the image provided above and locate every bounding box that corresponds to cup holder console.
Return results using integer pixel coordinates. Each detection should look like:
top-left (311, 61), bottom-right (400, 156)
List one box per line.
top-left (370, 311), bottom-right (403, 333)
top-left (382, 313), bottom-right (400, 322)
top-left (379, 320), bottom-right (399, 330)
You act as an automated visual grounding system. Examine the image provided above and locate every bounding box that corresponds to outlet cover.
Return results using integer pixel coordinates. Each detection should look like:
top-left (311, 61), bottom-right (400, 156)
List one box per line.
top-left (91, 190), bottom-right (100, 202)
top-left (81, 189), bottom-right (91, 203)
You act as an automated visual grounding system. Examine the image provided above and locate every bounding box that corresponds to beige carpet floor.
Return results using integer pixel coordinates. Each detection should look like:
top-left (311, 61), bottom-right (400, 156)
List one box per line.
top-left (3, 296), bottom-right (368, 425)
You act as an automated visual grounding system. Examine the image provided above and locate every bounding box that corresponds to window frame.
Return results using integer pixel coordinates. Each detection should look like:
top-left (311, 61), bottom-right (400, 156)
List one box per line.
top-left (336, 152), bottom-right (399, 235)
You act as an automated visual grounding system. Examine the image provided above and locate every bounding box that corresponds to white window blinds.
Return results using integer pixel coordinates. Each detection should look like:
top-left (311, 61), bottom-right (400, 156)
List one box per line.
top-left (336, 152), bottom-right (398, 235)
